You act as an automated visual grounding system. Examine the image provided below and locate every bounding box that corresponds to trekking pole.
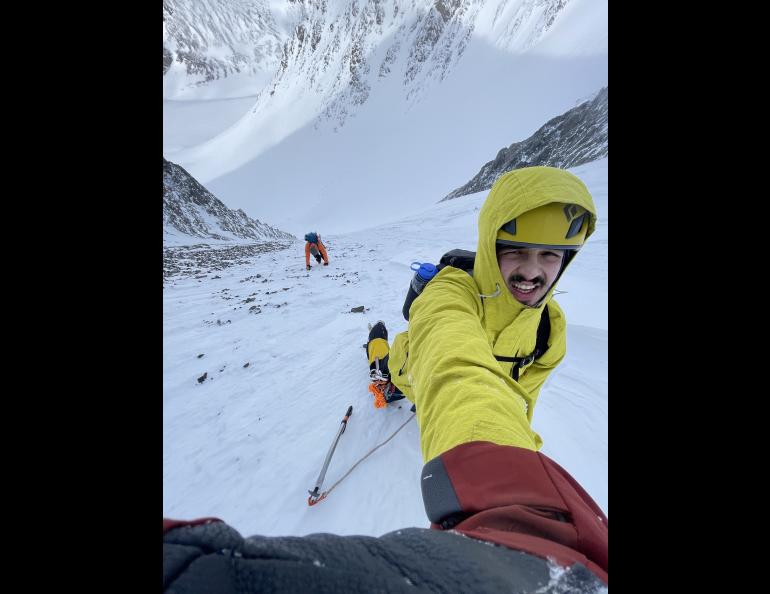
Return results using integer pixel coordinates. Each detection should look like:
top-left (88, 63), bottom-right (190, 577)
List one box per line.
top-left (316, 412), bottom-right (415, 503)
top-left (308, 405), bottom-right (353, 506)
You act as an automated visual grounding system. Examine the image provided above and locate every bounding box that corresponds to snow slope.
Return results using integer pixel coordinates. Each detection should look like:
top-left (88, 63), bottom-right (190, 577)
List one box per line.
top-left (163, 157), bottom-right (607, 537)
top-left (163, 96), bottom-right (259, 154)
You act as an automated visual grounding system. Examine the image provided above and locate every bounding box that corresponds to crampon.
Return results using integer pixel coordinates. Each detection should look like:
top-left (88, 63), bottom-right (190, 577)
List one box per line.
top-left (368, 381), bottom-right (390, 408)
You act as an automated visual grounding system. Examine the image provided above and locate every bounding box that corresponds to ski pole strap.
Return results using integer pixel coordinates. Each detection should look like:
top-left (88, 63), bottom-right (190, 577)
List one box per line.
top-left (308, 413), bottom-right (416, 506)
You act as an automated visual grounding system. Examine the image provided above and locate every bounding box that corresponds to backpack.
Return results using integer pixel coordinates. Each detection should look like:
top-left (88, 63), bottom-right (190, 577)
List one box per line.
top-left (304, 232), bottom-right (319, 244)
top-left (437, 249), bottom-right (550, 381)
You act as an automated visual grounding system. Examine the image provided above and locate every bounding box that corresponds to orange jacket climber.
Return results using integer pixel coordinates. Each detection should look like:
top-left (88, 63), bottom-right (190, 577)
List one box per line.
top-left (304, 232), bottom-right (329, 269)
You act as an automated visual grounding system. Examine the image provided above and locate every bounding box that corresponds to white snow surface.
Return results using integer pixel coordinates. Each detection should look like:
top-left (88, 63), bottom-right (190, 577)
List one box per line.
top-left (163, 158), bottom-right (608, 538)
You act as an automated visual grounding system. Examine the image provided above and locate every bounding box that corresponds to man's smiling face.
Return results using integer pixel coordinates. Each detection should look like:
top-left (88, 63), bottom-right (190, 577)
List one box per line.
top-left (497, 246), bottom-right (565, 306)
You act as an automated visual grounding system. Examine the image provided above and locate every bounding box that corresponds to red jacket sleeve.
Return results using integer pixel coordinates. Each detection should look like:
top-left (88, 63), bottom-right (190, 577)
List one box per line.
top-left (421, 441), bottom-right (608, 584)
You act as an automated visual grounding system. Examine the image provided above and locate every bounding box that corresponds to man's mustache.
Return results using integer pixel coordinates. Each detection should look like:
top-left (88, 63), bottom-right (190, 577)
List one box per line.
top-left (507, 274), bottom-right (545, 286)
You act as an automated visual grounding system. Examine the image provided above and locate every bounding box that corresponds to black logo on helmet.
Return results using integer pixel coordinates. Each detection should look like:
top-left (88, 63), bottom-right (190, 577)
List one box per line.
top-left (500, 219), bottom-right (516, 235)
top-left (563, 205), bottom-right (588, 239)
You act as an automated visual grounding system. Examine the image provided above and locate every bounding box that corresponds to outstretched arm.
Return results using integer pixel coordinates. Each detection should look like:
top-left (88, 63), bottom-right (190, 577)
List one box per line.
top-left (409, 268), bottom-right (607, 583)
top-left (407, 267), bottom-right (540, 462)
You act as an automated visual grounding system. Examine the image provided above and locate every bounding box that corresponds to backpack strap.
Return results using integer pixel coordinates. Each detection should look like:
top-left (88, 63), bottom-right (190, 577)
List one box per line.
top-left (535, 304), bottom-right (551, 358)
top-left (494, 305), bottom-right (550, 381)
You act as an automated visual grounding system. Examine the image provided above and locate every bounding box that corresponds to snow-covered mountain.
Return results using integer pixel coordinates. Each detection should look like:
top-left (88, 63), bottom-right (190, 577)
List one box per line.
top-left (442, 85), bottom-right (607, 200)
top-left (264, 0), bottom-right (574, 131)
top-left (163, 158), bottom-right (295, 244)
top-left (164, 0), bottom-right (607, 236)
top-left (164, 0), bottom-right (577, 107)
top-left (163, 0), bottom-right (287, 99)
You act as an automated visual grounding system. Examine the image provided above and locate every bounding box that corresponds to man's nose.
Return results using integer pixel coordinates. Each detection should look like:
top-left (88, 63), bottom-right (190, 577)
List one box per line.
top-left (517, 254), bottom-right (541, 279)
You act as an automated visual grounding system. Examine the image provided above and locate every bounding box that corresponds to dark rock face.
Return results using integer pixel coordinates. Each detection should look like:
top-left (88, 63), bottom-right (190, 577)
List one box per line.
top-left (163, 242), bottom-right (292, 281)
top-left (162, 0), bottom-right (283, 84)
top-left (442, 87), bottom-right (608, 201)
top-left (163, 47), bottom-right (173, 75)
top-left (163, 158), bottom-right (295, 243)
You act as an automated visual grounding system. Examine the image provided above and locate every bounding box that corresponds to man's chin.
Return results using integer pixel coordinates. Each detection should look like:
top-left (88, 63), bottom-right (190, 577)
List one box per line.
top-left (513, 296), bottom-right (537, 306)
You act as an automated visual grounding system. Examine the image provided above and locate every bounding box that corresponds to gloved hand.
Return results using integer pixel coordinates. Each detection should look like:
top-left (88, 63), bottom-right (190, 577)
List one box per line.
top-left (306, 264), bottom-right (311, 270)
top-left (323, 262), bottom-right (328, 266)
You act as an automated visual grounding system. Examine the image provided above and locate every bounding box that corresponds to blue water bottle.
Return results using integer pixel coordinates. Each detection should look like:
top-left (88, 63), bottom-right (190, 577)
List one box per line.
top-left (402, 262), bottom-right (438, 321)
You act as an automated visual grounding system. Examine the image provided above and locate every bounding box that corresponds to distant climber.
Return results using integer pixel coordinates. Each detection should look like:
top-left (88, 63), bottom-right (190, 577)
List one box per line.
top-left (304, 232), bottom-right (329, 270)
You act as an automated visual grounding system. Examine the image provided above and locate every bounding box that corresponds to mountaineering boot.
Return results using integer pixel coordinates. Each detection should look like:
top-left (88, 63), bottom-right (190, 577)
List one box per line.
top-left (367, 321), bottom-right (390, 381)
top-left (368, 320), bottom-right (388, 342)
top-left (366, 321), bottom-right (405, 408)
top-left (384, 385), bottom-right (405, 403)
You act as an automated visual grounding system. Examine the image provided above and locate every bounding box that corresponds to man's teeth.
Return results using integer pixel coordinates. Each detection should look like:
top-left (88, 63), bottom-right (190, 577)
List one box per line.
top-left (512, 282), bottom-right (538, 292)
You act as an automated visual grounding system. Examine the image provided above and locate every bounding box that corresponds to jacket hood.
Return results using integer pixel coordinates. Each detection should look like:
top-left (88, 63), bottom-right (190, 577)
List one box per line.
top-left (473, 166), bottom-right (597, 339)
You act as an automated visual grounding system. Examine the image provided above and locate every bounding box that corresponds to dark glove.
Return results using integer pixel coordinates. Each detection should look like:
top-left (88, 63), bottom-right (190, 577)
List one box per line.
top-left (323, 261), bottom-right (328, 266)
top-left (306, 264), bottom-right (311, 270)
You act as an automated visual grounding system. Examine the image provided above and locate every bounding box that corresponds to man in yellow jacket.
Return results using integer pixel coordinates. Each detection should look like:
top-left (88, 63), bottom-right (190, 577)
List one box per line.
top-left (372, 166), bottom-right (607, 580)
top-left (388, 165), bottom-right (596, 461)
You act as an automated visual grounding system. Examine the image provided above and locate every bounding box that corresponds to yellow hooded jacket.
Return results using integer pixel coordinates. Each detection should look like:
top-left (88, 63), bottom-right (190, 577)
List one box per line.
top-left (389, 167), bottom-right (597, 463)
